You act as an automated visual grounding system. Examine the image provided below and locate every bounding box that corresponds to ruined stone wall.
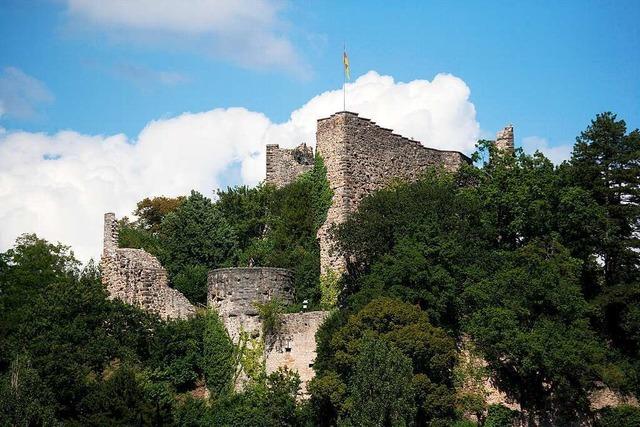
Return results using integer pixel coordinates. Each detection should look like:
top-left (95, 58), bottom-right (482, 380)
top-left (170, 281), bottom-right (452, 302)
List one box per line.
top-left (207, 267), bottom-right (329, 394)
top-left (316, 112), bottom-right (471, 273)
top-left (265, 143), bottom-right (314, 188)
top-left (265, 311), bottom-right (329, 395)
top-left (100, 213), bottom-right (195, 320)
top-left (495, 124), bottom-right (515, 154)
top-left (207, 267), bottom-right (295, 340)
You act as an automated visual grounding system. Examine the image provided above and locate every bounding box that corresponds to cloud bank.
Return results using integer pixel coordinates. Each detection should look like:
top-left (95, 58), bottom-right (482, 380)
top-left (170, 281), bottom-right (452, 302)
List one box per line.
top-left (0, 71), bottom-right (479, 261)
top-left (65, 0), bottom-right (307, 75)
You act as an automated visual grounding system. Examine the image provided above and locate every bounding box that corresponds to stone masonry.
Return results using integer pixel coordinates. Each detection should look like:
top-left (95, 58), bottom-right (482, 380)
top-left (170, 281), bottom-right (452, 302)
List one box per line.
top-left (315, 112), bottom-right (471, 273)
top-left (265, 143), bottom-right (314, 188)
top-left (207, 267), bottom-right (295, 340)
top-left (100, 213), bottom-right (196, 320)
top-left (495, 124), bottom-right (515, 155)
top-left (207, 267), bottom-right (328, 394)
top-left (265, 311), bottom-right (329, 395)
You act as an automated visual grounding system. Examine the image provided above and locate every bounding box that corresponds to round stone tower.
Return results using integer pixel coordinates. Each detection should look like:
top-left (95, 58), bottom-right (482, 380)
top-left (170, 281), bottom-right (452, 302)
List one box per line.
top-left (207, 267), bottom-right (295, 339)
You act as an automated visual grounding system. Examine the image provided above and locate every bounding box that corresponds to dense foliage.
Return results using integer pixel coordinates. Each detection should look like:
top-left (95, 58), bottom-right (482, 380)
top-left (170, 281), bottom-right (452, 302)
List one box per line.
top-left (1, 113), bottom-right (639, 425)
top-left (118, 155), bottom-right (331, 307)
top-left (318, 112), bottom-right (640, 424)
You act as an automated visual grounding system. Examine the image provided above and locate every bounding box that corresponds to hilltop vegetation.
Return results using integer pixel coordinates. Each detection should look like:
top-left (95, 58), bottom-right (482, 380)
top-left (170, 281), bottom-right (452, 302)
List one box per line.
top-left (1, 112), bottom-right (639, 426)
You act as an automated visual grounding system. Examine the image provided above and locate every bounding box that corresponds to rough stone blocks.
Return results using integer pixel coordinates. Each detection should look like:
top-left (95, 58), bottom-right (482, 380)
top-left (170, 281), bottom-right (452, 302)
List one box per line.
top-left (315, 112), bottom-right (471, 273)
top-left (207, 267), bottom-right (295, 341)
top-left (265, 143), bottom-right (314, 188)
top-left (265, 311), bottom-right (329, 395)
top-left (100, 213), bottom-right (196, 320)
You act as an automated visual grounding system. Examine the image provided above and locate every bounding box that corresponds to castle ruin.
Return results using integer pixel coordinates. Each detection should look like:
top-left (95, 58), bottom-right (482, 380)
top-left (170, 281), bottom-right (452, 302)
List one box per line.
top-left (100, 213), bottom-right (196, 320)
top-left (495, 124), bottom-right (515, 154)
top-left (265, 111), bottom-right (497, 273)
top-left (101, 110), bottom-right (515, 395)
top-left (207, 267), bottom-right (328, 393)
top-left (265, 143), bottom-right (314, 188)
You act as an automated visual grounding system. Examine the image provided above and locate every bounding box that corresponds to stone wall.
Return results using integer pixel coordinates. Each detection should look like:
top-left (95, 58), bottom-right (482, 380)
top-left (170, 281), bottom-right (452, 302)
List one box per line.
top-left (265, 143), bottom-right (314, 188)
top-left (207, 267), bottom-right (329, 394)
top-left (100, 213), bottom-right (196, 320)
top-left (207, 267), bottom-right (295, 340)
top-left (265, 311), bottom-right (329, 395)
top-left (315, 112), bottom-right (471, 273)
top-left (494, 124), bottom-right (515, 155)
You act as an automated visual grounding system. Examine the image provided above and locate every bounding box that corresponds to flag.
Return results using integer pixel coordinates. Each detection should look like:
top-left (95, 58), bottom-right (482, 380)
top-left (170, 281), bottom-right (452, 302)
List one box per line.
top-left (343, 50), bottom-right (350, 81)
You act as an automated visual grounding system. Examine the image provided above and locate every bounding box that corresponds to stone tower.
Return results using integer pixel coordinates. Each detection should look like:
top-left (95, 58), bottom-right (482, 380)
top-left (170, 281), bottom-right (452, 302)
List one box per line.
top-left (314, 111), bottom-right (471, 273)
top-left (495, 124), bottom-right (514, 155)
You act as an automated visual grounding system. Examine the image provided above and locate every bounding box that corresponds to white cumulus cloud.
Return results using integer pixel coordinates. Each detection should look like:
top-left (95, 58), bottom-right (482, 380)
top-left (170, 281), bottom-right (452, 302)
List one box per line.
top-left (0, 71), bottom-right (479, 261)
top-left (521, 136), bottom-right (572, 164)
top-left (65, 0), bottom-right (307, 75)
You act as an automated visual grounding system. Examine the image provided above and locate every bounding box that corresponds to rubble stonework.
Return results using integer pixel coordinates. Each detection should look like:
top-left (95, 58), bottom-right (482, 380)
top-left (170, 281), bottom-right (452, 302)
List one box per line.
top-left (315, 112), bottom-right (471, 273)
top-left (207, 267), bottom-right (295, 340)
top-left (495, 124), bottom-right (515, 154)
top-left (207, 267), bottom-right (328, 394)
top-left (265, 143), bottom-right (315, 188)
top-left (100, 213), bottom-right (196, 320)
top-left (265, 311), bottom-right (329, 395)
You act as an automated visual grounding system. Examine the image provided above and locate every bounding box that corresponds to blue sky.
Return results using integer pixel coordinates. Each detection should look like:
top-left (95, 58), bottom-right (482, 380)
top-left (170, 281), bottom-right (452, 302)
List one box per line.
top-left (0, 0), bottom-right (639, 259)
top-left (2, 1), bottom-right (638, 140)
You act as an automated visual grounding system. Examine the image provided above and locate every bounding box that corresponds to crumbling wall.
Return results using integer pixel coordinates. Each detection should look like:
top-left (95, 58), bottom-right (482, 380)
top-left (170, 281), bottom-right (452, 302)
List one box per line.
top-left (207, 267), bottom-right (329, 394)
top-left (207, 267), bottom-right (295, 340)
top-left (316, 112), bottom-right (471, 273)
top-left (100, 213), bottom-right (195, 320)
top-left (495, 124), bottom-right (515, 154)
top-left (265, 311), bottom-right (329, 395)
top-left (265, 143), bottom-right (314, 188)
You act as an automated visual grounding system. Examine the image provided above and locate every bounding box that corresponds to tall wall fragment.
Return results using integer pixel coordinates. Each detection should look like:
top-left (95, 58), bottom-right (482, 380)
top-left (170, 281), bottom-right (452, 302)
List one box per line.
top-left (100, 213), bottom-right (195, 320)
top-left (494, 124), bottom-right (515, 155)
top-left (315, 112), bottom-right (471, 273)
top-left (265, 311), bottom-right (329, 395)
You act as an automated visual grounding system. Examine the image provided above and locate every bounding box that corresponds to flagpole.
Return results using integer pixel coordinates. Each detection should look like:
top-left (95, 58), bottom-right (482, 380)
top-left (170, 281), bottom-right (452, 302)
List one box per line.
top-left (343, 42), bottom-right (346, 111)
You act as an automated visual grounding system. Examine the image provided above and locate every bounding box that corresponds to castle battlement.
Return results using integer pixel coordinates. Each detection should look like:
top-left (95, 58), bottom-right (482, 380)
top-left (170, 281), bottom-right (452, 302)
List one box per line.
top-left (313, 111), bottom-right (472, 272)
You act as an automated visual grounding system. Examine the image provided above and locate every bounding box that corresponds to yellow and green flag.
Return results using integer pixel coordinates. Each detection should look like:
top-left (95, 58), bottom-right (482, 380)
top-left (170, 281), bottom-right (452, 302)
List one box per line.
top-left (343, 50), bottom-right (350, 81)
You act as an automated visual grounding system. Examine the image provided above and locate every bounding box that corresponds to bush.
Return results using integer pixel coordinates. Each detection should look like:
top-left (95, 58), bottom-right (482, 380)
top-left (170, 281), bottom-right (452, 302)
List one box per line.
top-left (171, 264), bottom-right (209, 305)
top-left (485, 404), bottom-right (518, 427)
top-left (202, 311), bottom-right (235, 397)
top-left (595, 405), bottom-right (640, 427)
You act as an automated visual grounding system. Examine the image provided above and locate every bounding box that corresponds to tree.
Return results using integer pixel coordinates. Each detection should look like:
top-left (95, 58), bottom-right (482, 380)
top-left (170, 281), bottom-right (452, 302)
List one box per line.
top-left (344, 337), bottom-right (416, 427)
top-left (562, 113), bottom-right (640, 396)
top-left (203, 310), bottom-right (235, 397)
top-left (566, 112), bottom-right (640, 288)
top-left (209, 368), bottom-right (303, 426)
top-left (313, 298), bottom-right (457, 426)
top-left (0, 353), bottom-right (57, 426)
top-left (464, 238), bottom-right (607, 423)
top-left (134, 196), bottom-right (185, 232)
top-left (0, 234), bottom-right (81, 370)
top-left (334, 170), bottom-right (488, 332)
top-left (148, 315), bottom-right (206, 392)
top-left (217, 184), bottom-right (273, 251)
top-left (158, 191), bottom-right (238, 303)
